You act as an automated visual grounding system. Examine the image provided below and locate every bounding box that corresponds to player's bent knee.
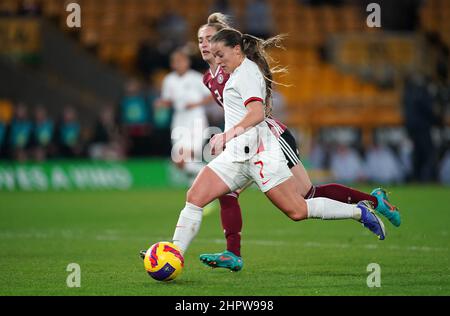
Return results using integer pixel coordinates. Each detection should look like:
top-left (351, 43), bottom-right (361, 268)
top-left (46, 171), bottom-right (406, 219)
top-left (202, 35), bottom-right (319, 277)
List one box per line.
top-left (187, 185), bottom-right (215, 208)
top-left (288, 203), bottom-right (308, 222)
top-left (186, 187), bottom-right (204, 208)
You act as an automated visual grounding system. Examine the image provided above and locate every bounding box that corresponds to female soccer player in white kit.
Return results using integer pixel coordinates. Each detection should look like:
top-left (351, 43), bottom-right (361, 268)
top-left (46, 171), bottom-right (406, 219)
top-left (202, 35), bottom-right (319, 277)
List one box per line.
top-left (171, 28), bottom-right (386, 258)
top-left (156, 48), bottom-right (212, 179)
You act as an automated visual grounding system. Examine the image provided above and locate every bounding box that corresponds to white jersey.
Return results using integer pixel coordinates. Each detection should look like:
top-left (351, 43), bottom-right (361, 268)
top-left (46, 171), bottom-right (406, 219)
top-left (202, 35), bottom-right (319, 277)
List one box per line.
top-left (223, 58), bottom-right (276, 162)
top-left (162, 70), bottom-right (210, 127)
top-left (162, 70), bottom-right (210, 154)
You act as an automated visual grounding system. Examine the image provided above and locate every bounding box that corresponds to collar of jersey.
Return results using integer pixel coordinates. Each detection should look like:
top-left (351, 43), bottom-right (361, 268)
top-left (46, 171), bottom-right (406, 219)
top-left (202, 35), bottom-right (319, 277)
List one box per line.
top-left (231, 57), bottom-right (249, 76)
top-left (209, 66), bottom-right (221, 79)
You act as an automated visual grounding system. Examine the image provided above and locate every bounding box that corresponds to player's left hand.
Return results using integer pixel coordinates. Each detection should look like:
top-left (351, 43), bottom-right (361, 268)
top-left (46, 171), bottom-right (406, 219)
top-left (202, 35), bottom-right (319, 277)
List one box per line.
top-left (155, 99), bottom-right (169, 108)
top-left (210, 133), bottom-right (226, 155)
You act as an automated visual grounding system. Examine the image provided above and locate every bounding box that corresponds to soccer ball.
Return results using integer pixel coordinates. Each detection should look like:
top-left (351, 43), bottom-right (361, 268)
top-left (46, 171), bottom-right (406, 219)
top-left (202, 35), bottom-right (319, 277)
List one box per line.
top-left (143, 242), bottom-right (184, 281)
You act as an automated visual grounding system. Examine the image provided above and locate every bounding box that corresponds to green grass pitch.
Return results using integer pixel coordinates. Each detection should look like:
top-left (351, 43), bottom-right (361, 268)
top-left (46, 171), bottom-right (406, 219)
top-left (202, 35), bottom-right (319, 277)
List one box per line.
top-left (1, 185), bottom-right (449, 295)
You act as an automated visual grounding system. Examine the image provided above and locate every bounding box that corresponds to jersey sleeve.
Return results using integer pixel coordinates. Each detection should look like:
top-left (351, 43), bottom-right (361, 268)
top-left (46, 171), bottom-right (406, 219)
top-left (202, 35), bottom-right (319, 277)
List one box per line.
top-left (235, 67), bottom-right (265, 107)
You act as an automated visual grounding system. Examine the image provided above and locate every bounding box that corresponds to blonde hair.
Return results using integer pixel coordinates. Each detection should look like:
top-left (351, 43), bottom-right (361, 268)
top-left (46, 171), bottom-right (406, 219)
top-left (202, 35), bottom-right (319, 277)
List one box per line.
top-left (211, 29), bottom-right (288, 117)
top-left (199, 12), bottom-right (231, 33)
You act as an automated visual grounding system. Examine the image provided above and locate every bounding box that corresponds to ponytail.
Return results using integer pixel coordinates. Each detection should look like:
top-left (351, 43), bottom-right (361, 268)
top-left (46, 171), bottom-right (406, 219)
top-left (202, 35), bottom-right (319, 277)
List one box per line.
top-left (211, 29), bottom-right (288, 117)
top-left (207, 12), bottom-right (230, 27)
top-left (241, 34), bottom-right (273, 115)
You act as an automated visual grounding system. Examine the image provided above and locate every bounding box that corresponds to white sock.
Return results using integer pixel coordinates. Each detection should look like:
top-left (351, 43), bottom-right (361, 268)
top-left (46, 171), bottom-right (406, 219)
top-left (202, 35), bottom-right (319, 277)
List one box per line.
top-left (306, 198), bottom-right (361, 220)
top-left (172, 202), bottom-right (203, 255)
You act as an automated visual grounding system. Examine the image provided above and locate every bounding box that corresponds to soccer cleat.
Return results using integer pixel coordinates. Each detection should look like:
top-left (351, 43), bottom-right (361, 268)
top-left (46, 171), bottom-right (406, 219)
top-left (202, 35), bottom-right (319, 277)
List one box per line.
top-left (371, 188), bottom-right (401, 227)
top-left (199, 250), bottom-right (244, 272)
top-left (358, 200), bottom-right (386, 240)
top-left (139, 249), bottom-right (146, 260)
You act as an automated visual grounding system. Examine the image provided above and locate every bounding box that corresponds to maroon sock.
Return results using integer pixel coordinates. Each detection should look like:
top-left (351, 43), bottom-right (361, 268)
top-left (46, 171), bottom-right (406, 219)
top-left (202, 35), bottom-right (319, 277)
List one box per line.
top-left (306, 183), bottom-right (378, 208)
top-left (219, 193), bottom-right (242, 257)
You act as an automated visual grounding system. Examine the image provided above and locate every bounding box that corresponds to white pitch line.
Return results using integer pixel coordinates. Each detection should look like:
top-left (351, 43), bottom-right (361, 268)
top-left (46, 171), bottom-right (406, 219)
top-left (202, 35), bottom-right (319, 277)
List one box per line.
top-left (0, 231), bottom-right (448, 253)
top-left (195, 238), bottom-right (449, 253)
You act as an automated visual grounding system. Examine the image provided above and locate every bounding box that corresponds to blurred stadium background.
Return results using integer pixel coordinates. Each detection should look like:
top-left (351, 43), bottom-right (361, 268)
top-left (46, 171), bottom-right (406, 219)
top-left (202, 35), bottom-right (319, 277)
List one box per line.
top-left (0, 0), bottom-right (449, 188)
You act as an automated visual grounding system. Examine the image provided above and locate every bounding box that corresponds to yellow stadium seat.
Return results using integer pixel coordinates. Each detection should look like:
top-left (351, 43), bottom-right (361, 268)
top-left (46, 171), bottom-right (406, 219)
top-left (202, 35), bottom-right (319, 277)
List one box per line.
top-left (0, 99), bottom-right (14, 123)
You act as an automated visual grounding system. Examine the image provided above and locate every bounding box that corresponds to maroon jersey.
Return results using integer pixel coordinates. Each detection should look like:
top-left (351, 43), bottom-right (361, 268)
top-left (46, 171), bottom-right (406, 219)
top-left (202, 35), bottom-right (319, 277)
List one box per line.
top-left (203, 66), bottom-right (287, 136)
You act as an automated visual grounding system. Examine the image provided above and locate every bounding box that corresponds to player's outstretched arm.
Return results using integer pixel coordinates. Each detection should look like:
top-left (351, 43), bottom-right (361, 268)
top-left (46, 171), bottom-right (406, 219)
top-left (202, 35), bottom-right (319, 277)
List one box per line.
top-left (225, 100), bottom-right (265, 140)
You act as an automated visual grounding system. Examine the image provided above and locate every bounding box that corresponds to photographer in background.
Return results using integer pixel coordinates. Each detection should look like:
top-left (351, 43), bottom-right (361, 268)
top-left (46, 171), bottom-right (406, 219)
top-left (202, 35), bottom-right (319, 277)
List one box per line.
top-left (56, 106), bottom-right (83, 158)
top-left (5, 103), bottom-right (32, 162)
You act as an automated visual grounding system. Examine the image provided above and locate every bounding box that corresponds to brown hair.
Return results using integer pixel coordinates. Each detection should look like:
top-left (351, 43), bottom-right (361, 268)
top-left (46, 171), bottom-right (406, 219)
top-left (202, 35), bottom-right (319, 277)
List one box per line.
top-left (210, 28), bottom-right (287, 117)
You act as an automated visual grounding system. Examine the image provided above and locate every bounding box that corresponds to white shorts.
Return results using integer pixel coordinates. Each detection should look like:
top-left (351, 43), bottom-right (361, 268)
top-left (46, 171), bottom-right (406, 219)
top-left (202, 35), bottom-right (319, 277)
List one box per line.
top-left (208, 143), bottom-right (292, 193)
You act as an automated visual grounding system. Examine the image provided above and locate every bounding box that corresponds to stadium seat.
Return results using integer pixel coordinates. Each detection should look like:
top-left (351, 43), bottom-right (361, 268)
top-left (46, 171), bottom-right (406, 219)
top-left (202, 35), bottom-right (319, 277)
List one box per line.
top-left (0, 0), bottom-right (19, 14)
top-left (0, 100), bottom-right (14, 123)
top-left (26, 0), bottom-right (420, 144)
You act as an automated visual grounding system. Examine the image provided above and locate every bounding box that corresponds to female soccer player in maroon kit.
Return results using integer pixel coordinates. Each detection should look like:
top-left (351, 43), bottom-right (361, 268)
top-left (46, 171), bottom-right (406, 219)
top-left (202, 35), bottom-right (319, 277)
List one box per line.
top-left (192, 13), bottom-right (401, 271)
